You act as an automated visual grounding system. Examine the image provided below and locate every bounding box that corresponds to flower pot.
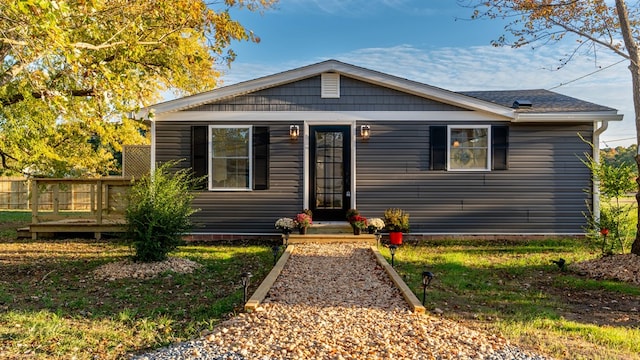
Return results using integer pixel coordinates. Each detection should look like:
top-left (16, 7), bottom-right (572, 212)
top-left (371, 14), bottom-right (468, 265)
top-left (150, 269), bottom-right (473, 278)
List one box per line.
top-left (299, 227), bottom-right (307, 235)
top-left (389, 231), bottom-right (403, 245)
top-left (353, 227), bottom-right (361, 235)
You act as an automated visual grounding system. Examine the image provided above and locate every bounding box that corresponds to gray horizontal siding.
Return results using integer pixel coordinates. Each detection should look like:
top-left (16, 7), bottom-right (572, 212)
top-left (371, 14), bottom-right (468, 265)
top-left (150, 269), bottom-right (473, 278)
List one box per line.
top-left (156, 121), bottom-right (305, 233)
top-left (189, 76), bottom-right (468, 112)
top-left (354, 122), bottom-right (593, 233)
top-left (156, 118), bottom-right (593, 234)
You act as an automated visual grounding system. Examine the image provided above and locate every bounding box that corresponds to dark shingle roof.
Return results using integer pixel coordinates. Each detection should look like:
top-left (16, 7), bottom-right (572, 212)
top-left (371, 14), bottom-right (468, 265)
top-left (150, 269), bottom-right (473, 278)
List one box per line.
top-left (458, 89), bottom-right (615, 113)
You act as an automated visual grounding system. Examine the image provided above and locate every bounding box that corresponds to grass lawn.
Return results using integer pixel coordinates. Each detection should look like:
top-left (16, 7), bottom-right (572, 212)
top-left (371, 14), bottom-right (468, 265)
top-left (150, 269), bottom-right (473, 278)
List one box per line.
top-left (2, 210), bottom-right (640, 359)
top-left (381, 239), bottom-right (640, 360)
top-left (0, 211), bottom-right (275, 359)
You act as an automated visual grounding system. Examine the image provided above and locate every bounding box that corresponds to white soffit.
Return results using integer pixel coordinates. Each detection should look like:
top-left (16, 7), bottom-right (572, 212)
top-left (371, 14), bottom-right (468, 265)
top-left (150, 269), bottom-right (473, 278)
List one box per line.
top-left (513, 112), bottom-right (624, 122)
top-left (154, 111), bottom-right (509, 122)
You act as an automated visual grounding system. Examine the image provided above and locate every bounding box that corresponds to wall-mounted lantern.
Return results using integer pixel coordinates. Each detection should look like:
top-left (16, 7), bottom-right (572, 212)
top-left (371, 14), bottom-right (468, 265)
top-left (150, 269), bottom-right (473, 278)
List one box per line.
top-left (360, 125), bottom-right (371, 140)
top-left (289, 125), bottom-right (300, 141)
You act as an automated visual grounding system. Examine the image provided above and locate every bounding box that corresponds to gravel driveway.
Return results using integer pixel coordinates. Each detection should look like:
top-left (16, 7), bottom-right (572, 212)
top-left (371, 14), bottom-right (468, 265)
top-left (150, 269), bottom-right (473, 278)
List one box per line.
top-left (132, 243), bottom-right (550, 359)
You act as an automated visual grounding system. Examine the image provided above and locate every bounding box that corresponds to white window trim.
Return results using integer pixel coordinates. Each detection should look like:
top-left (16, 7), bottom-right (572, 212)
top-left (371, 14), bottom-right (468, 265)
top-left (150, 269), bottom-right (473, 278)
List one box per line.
top-left (447, 125), bottom-right (491, 172)
top-left (208, 125), bottom-right (253, 191)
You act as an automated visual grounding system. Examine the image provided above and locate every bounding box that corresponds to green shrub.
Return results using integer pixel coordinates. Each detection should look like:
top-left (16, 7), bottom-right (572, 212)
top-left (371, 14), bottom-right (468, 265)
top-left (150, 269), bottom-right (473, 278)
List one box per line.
top-left (582, 141), bottom-right (636, 255)
top-left (125, 161), bottom-right (198, 262)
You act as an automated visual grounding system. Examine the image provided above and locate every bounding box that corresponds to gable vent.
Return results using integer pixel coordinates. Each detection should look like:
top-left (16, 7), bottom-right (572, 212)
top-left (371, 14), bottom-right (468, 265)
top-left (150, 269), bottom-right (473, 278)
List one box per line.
top-left (512, 100), bottom-right (532, 109)
top-left (321, 73), bottom-right (340, 98)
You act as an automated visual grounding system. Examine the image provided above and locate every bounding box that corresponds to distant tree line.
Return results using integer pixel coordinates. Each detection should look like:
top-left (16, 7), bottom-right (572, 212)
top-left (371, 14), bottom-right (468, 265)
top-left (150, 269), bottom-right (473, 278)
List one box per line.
top-left (601, 144), bottom-right (638, 168)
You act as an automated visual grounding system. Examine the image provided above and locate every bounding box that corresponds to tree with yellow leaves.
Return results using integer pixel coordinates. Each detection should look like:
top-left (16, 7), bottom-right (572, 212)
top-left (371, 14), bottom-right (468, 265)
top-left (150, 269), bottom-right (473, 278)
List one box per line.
top-left (0, 0), bottom-right (276, 177)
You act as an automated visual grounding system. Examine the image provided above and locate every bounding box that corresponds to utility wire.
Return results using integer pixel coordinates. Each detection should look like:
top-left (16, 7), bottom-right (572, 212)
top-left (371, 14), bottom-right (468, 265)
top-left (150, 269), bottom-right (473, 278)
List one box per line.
top-left (547, 59), bottom-right (627, 90)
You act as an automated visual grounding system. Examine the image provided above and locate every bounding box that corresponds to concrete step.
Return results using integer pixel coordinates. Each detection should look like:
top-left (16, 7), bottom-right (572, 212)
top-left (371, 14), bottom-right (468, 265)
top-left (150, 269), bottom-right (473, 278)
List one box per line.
top-left (286, 233), bottom-right (377, 245)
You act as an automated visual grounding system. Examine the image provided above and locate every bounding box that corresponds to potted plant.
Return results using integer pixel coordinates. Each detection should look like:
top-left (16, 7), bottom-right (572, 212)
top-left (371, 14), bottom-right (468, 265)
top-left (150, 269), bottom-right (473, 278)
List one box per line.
top-left (275, 217), bottom-right (295, 235)
top-left (294, 212), bottom-right (312, 234)
top-left (346, 208), bottom-right (365, 235)
top-left (348, 214), bottom-right (368, 235)
top-left (383, 208), bottom-right (409, 245)
top-left (367, 217), bottom-right (385, 234)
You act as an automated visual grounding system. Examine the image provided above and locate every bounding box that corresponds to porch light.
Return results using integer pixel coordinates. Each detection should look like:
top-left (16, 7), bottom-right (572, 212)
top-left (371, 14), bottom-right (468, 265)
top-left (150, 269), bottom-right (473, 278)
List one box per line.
top-left (241, 272), bottom-right (252, 304)
top-left (289, 125), bottom-right (300, 141)
top-left (360, 125), bottom-right (371, 140)
top-left (389, 244), bottom-right (398, 267)
top-left (421, 271), bottom-right (434, 306)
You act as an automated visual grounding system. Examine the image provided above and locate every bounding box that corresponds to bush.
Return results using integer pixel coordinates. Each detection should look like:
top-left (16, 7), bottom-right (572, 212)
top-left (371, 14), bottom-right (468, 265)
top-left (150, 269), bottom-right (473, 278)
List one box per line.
top-left (582, 142), bottom-right (636, 255)
top-left (125, 161), bottom-right (199, 262)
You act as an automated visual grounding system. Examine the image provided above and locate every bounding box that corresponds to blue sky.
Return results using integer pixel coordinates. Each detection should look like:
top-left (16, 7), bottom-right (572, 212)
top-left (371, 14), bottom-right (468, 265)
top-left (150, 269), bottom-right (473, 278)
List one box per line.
top-left (220, 0), bottom-right (634, 147)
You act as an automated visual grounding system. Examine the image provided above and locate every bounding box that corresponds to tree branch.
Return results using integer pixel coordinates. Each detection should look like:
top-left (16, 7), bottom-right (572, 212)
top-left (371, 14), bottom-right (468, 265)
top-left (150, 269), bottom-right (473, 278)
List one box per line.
top-left (1, 89), bottom-right (96, 106)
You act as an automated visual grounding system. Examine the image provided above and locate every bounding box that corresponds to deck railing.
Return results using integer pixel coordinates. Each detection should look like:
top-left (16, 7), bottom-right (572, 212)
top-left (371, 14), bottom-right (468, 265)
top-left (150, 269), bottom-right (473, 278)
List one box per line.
top-left (30, 178), bottom-right (133, 239)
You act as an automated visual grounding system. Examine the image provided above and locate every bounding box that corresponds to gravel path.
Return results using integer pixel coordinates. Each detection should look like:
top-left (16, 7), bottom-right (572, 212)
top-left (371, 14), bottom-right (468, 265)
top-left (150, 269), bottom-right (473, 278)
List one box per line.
top-left (132, 243), bottom-right (550, 359)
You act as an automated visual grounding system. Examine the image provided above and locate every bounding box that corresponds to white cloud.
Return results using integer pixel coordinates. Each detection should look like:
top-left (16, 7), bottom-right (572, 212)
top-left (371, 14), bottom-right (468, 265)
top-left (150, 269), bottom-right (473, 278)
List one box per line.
top-left (221, 44), bottom-right (635, 146)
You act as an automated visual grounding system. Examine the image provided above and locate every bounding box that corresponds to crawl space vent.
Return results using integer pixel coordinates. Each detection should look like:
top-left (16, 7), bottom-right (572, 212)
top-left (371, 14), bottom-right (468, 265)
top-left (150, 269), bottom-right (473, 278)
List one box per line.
top-left (321, 73), bottom-right (340, 98)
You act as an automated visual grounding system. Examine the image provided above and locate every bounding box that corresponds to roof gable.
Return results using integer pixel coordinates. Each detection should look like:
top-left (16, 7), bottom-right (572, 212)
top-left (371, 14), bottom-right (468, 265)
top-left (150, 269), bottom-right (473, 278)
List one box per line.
top-left (139, 59), bottom-right (622, 123)
top-left (141, 59), bottom-right (515, 118)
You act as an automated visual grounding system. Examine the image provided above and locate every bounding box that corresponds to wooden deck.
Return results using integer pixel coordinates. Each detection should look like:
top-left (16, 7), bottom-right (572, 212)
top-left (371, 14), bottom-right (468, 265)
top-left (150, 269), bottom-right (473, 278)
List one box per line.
top-left (28, 178), bottom-right (132, 239)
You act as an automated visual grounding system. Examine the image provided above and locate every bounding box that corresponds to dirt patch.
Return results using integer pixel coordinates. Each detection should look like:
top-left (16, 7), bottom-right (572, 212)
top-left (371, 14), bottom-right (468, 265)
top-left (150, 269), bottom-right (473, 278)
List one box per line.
top-left (570, 253), bottom-right (640, 285)
top-left (544, 254), bottom-right (640, 328)
top-left (93, 257), bottom-right (203, 280)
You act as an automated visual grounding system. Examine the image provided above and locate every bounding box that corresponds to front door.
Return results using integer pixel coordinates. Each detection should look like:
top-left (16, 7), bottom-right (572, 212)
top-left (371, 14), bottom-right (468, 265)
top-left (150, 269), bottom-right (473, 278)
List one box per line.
top-left (309, 126), bottom-right (351, 221)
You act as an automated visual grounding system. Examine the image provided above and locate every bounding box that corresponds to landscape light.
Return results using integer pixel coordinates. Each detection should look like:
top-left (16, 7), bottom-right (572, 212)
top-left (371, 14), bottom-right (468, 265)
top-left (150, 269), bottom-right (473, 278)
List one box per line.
top-left (241, 272), bottom-right (252, 304)
top-left (421, 271), bottom-right (434, 306)
top-left (271, 244), bottom-right (281, 266)
top-left (389, 244), bottom-right (398, 267)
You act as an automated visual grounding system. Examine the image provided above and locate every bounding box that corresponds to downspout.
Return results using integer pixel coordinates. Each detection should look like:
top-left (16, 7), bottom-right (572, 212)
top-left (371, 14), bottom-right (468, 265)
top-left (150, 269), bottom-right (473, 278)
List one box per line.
top-left (150, 117), bottom-right (156, 174)
top-left (593, 120), bottom-right (609, 223)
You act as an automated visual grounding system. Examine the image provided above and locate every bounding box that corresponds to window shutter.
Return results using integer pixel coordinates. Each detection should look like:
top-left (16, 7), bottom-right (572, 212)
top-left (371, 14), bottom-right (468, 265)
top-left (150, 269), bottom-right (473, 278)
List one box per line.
top-left (253, 126), bottom-right (270, 190)
top-left (191, 126), bottom-right (208, 189)
top-left (430, 126), bottom-right (447, 170)
top-left (492, 125), bottom-right (509, 170)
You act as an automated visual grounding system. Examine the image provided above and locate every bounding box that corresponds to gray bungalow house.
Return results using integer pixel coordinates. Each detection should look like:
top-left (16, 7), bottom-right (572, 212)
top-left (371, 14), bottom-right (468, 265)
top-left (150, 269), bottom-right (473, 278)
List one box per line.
top-left (139, 59), bottom-right (622, 238)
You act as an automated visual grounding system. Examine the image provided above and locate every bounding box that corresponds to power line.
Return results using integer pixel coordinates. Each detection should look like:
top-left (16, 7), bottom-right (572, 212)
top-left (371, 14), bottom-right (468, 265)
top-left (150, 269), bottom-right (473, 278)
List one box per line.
top-left (600, 137), bottom-right (636, 143)
top-left (547, 59), bottom-right (627, 90)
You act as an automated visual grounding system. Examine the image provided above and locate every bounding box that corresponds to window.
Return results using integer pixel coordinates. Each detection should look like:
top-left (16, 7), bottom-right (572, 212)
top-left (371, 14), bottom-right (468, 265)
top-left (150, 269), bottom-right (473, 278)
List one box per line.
top-left (209, 126), bottom-right (251, 190)
top-left (448, 126), bottom-right (490, 171)
top-left (430, 125), bottom-right (508, 171)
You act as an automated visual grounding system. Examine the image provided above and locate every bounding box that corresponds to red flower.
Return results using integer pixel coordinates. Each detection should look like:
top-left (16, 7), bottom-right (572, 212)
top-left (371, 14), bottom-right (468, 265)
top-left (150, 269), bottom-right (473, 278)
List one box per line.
top-left (600, 228), bottom-right (609, 236)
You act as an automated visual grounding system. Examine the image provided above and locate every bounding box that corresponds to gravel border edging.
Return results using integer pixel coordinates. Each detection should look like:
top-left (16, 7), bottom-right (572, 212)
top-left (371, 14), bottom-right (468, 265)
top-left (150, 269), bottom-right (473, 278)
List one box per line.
top-left (244, 243), bottom-right (426, 313)
top-left (244, 244), bottom-right (294, 312)
top-left (370, 245), bottom-right (426, 313)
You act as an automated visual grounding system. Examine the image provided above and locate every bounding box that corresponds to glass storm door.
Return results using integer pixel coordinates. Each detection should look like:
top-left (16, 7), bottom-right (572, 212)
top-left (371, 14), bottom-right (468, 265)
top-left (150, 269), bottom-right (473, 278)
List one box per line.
top-left (310, 126), bottom-right (351, 221)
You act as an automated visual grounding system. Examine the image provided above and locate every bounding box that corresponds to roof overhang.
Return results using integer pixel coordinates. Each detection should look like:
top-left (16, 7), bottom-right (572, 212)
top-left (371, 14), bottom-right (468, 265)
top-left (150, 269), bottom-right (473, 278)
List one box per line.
top-left (513, 112), bottom-right (624, 123)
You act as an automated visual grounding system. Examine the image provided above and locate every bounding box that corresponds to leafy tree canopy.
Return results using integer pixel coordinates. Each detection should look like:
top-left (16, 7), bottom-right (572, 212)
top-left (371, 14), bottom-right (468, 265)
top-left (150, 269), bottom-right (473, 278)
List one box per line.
top-left (0, 0), bottom-right (276, 177)
top-left (602, 144), bottom-right (638, 168)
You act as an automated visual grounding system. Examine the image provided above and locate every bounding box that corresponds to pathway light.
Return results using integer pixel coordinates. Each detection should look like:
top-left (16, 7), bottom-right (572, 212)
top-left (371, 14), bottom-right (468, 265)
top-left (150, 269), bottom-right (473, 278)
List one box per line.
top-left (421, 271), bottom-right (434, 306)
top-left (241, 272), bottom-right (252, 304)
top-left (389, 244), bottom-right (398, 267)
